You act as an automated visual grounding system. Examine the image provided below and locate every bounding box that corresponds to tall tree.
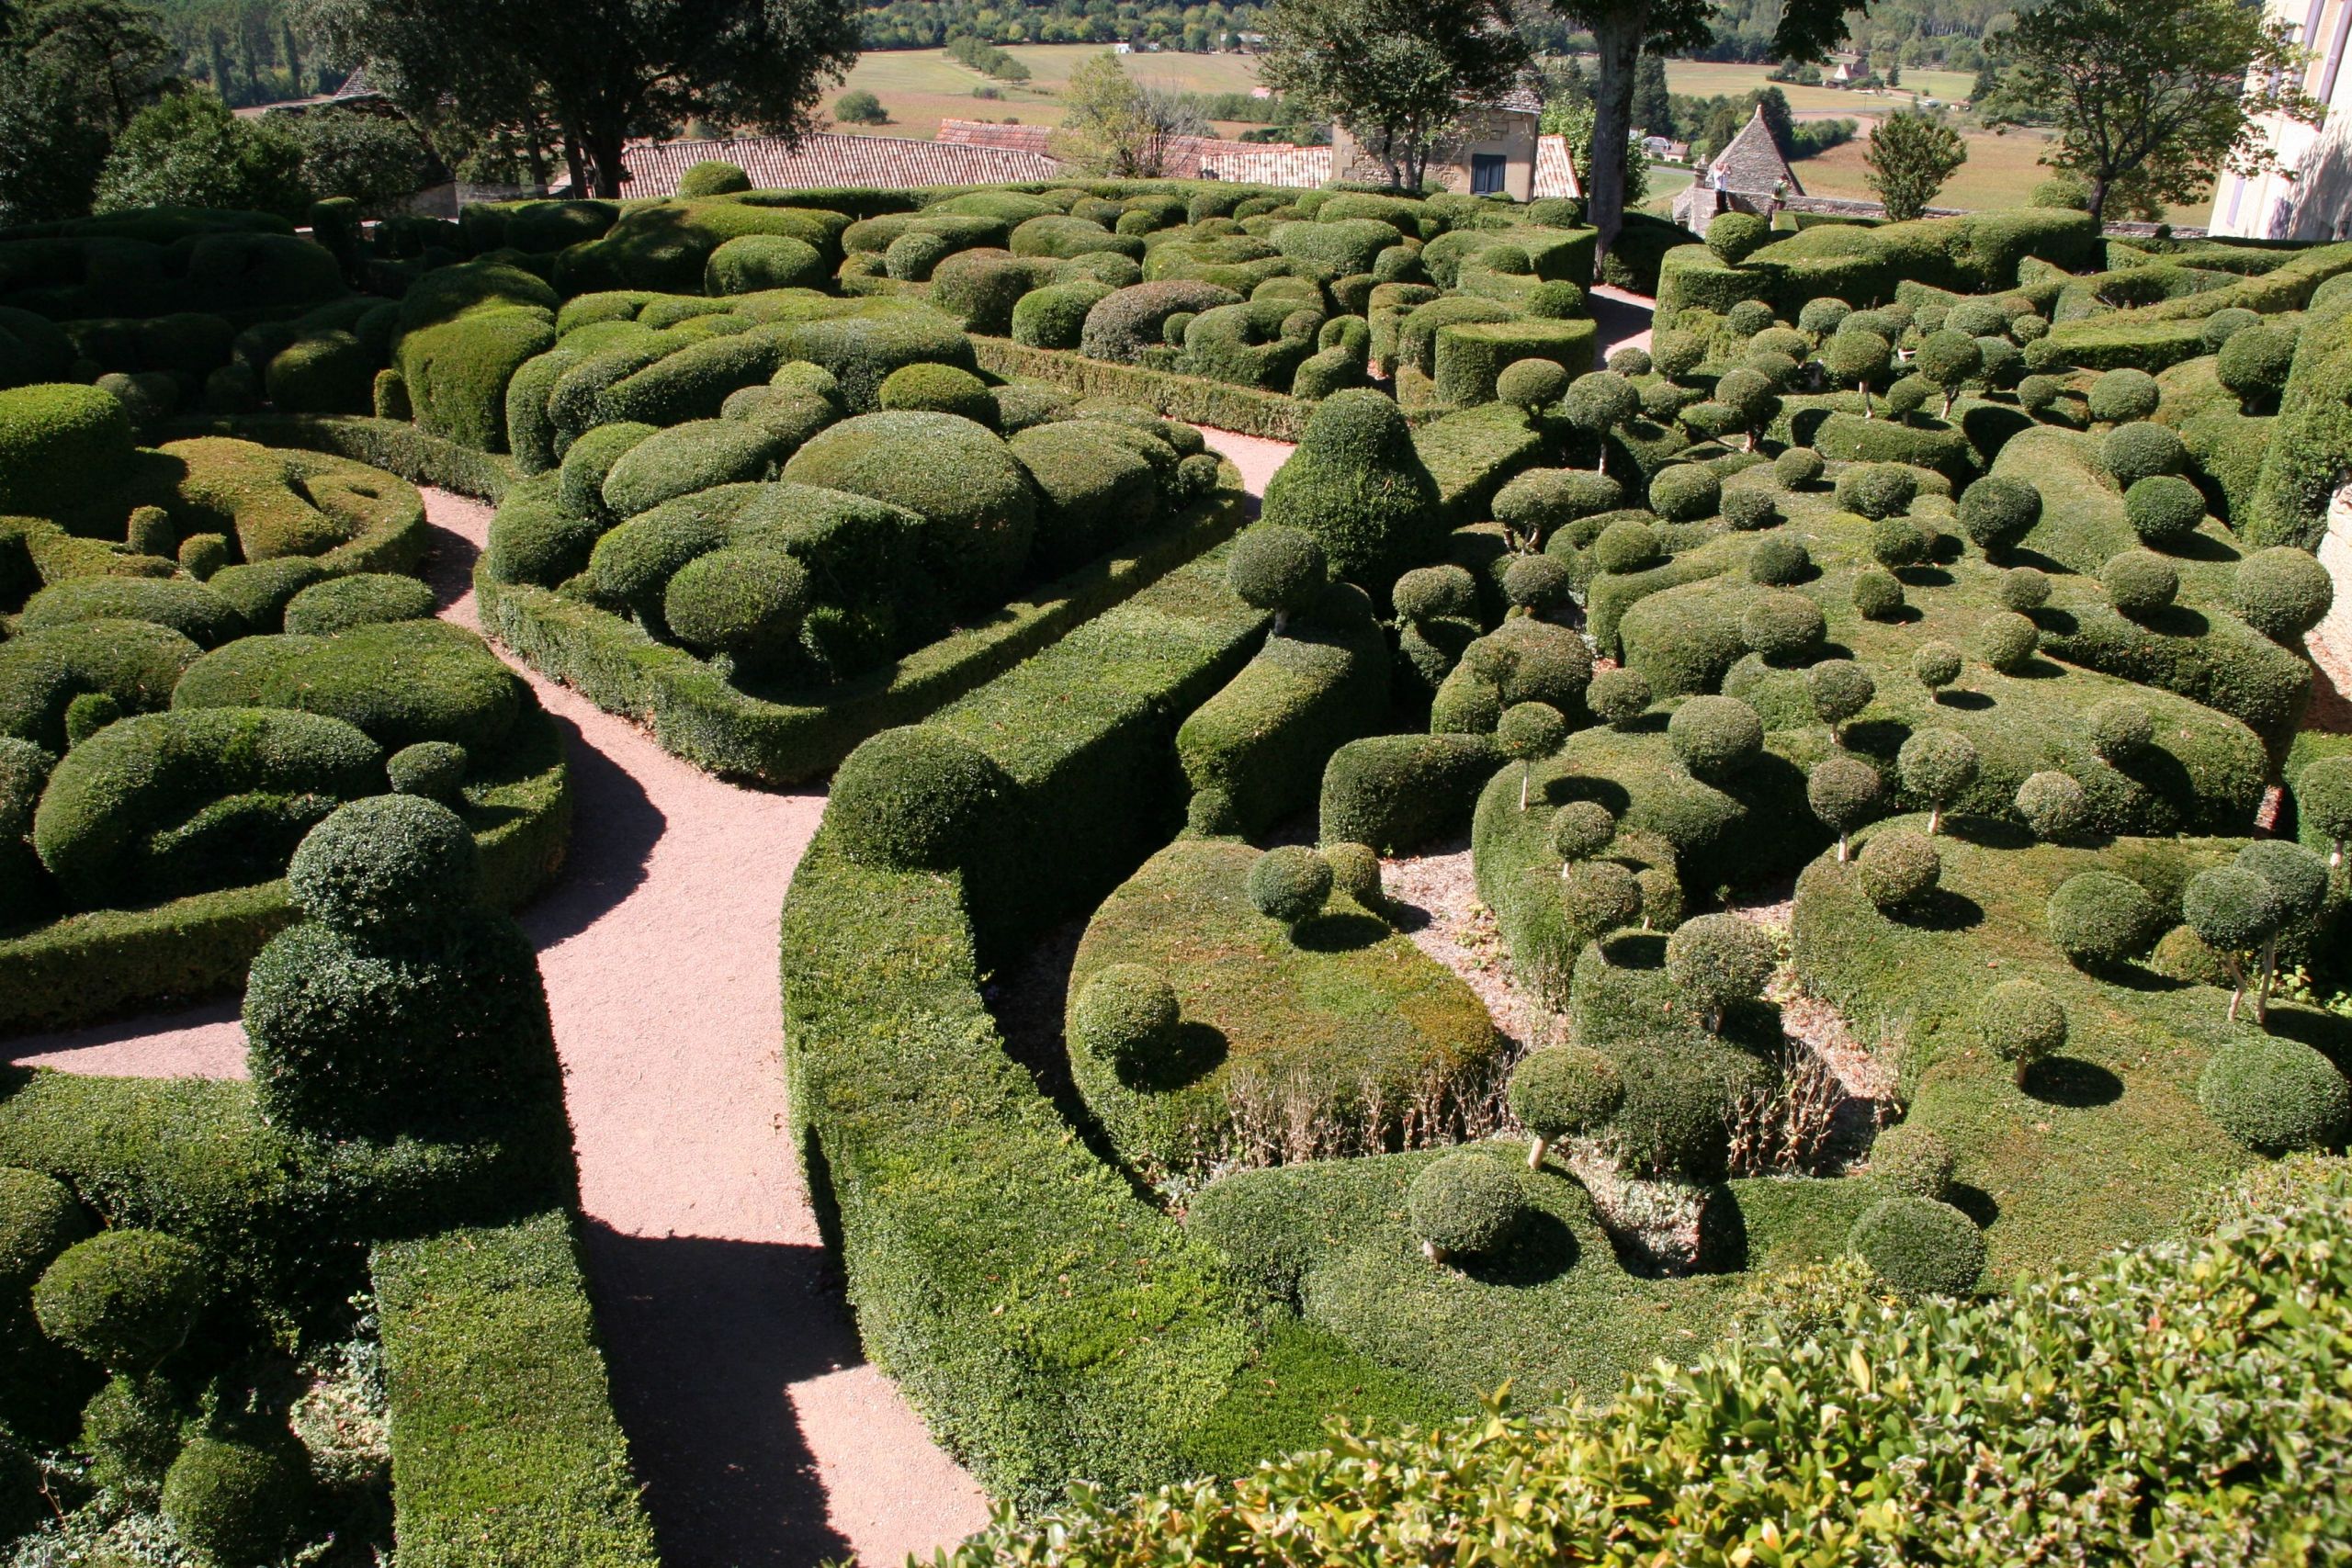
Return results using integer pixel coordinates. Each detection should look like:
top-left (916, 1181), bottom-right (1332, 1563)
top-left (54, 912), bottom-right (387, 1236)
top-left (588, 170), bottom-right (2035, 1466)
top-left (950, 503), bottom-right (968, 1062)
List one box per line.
top-left (1258, 0), bottom-right (1531, 191)
top-left (0, 0), bottom-right (176, 221)
top-left (1866, 108), bottom-right (1965, 220)
top-left (1999, 0), bottom-right (2315, 222)
top-left (1628, 51), bottom-right (1672, 138)
top-left (1552, 0), bottom-right (1850, 258)
top-left (300, 0), bottom-right (861, 197)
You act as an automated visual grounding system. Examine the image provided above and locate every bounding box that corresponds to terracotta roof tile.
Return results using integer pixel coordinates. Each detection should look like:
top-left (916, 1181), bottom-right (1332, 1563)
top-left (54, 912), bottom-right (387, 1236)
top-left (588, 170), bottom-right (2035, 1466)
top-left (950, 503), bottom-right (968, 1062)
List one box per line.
top-left (617, 132), bottom-right (1064, 197)
top-left (1193, 143), bottom-right (1333, 187)
top-left (1533, 134), bottom-right (1580, 200)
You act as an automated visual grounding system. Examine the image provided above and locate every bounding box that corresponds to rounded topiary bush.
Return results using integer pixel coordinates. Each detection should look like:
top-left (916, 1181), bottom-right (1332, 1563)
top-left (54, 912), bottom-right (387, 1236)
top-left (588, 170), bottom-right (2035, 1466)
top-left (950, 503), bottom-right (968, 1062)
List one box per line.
top-left (1648, 464), bottom-right (1721, 523)
top-left (1664, 912), bottom-right (1776, 1027)
top-left (1978, 977), bottom-right (2066, 1082)
top-left (2045, 870), bottom-right (2162, 965)
top-left (2183, 864), bottom-right (2284, 956)
top-left (1706, 210), bottom-right (1770, 265)
top-left (2087, 697), bottom-right (2154, 761)
top-left (1559, 859), bottom-right (1643, 940)
top-left (678, 159), bottom-right (751, 196)
top-left (1741, 591), bottom-right (1826, 665)
top-left (2086, 367), bottom-right (2160, 424)
top-left (2015, 770), bottom-right (2088, 841)
top-left (1549, 800), bottom-right (1616, 863)
top-left (1587, 666), bottom-right (1651, 728)
top-left (663, 547), bottom-right (810, 665)
top-left (1721, 486), bottom-right (1778, 531)
top-left (1773, 446), bottom-right (1824, 490)
top-left (1391, 563), bottom-right (1477, 623)
top-left (1912, 640), bottom-right (1963, 695)
top-left (1408, 1151), bottom-right (1526, 1263)
top-left (1503, 554), bottom-right (1572, 615)
top-left (1809, 661), bottom-right (1878, 733)
top-left (884, 231), bottom-right (955, 282)
top-left (1835, 463), bottom-right (1918, 521)
top-left (1509, 1045), bottom-right (1621, 1165)
top-left (1852, 567), bottom-right (1904, 620)
top-left (0, 1167), bottom-right (87, 1297)
top-left (1809, 754), bottom-right (1883, 857)
top-left (2123, 475), bottom-right (2206, 547)
top-left (1070, 964), bottom-right (1180, 1077)
top-left (2101, 548), bottom-right (2178, 619)
top-left (1855, 829), bottom-right (1939, 910)
top-left (1748, 535), bottom-right (1809, 585)
top-left (2233, 546), bottom-right (2333, 643)
top-left (2217, 322), bottom-right (2297, 408)
top-left (1850, 1193), bottom-right (1984, 1296)
top-left (1868, 514), bottom-right (1929, 570)
top-left (1955, 475), bottom-right (2040, 556)
top-left (877, 362), bottom-right (997, 425)
top-left (707, 234), bottom-right (828, 294)
top-left (1871, 1122), bottom-right (1954, 1201)
top-left (287, 794), bottom-right (478, 931)
top-left (281, 573), bottom-right (435, 636)
top-left (385, 740), bottom-right (467, 802)
top-left (1668, 694), bottom-right (1763, 783)
top-left (64, 691), bottom-right (119, 747)
top-left (1997, 565), bottom-right (2051, 612)
top-left (1259, 389), bottom-right (1440, 588)
top-left (1591, 518), bottom-right (1661, 574)
top-left (2199, 307), bottom-right (2261, 352)
top-left (1493, 468), bottom-right (1622, 547)
top-left (32, 1229), bottom-right (205, 1372)
top-left (1496, 357), bottom-right (1569, 412)
top-left (782, 411), bottom-right (1037, 608)
top-left (1248, 844), bottom-right (1331, 930)
top-left (2197, 1038), bottom-right (2350, 1154)
top-left (2100, 422), bottom-right (2187, 487)
top-left (1323, 840), bottom-right (1382, 906)
top-left (1975, 609), bottom-right (2039, 672)
top-left (161, 1436), bottom-right (309, 1567)
top-left (829, 726), bottom-right (1006, 873)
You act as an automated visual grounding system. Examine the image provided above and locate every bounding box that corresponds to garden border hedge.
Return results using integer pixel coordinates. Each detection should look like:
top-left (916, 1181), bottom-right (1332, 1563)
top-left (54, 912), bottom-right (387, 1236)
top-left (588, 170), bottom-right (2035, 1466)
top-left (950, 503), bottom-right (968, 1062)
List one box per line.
top-left (969, 336), bottom-right (1313, 440)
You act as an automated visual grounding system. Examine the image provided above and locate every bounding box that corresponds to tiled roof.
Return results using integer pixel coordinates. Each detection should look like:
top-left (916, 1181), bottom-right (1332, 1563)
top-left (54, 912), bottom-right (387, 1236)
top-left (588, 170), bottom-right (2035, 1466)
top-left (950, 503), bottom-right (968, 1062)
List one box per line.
top-left (1194, 142), bottom-right (1334, 187)
top-left (937, 119), bottom-right (1306, 180)
top-left (1532, 134), bottom-right (1579, 200)
top-left (1486, 85), bottom-right (1545, 116)
top-left (616, 132), bottom-right (1065, 197)
top-left (1707, 106), bottom-right (1803, 197)
top-left (935, 120), bottom-right (1056, 155)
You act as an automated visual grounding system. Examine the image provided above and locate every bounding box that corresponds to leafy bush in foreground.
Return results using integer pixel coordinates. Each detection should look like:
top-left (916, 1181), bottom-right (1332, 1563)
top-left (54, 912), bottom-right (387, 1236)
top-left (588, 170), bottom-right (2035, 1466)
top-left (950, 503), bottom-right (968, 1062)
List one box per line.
top-left (953, 1161), bottom-right (2352, 1567)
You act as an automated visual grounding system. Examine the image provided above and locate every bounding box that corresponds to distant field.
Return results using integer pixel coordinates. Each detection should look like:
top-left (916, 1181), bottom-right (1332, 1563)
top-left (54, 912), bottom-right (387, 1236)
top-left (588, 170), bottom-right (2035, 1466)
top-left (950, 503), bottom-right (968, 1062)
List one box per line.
top-left (1660, 60), bottom-right (1972, 117)
top-left (1789, 124), bottom-right (2215, 227)
top-left (827, 45), bottom-right (1266, 140)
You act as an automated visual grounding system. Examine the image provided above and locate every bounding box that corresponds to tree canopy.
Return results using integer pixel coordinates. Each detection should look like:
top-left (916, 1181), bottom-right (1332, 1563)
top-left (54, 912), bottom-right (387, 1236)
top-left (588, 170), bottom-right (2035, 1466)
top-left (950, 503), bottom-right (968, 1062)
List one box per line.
top-left (1866, 109), bottom-right (1966, 221)
top-left (0, 0), bottom-right (176, 222)
top-left (1053, 50), bottom-right (1209, 175)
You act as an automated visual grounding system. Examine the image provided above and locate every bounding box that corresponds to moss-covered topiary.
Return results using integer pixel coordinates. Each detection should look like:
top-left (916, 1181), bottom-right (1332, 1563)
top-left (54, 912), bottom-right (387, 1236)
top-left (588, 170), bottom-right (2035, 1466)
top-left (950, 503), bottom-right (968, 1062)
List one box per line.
top-left (1855, 829), bottom-right (1939, 910)
top-left (828, 726), bottom-right (1007, 873)
top-left (1849, 1192), bottom-right (1984, 1296)
top-left (2014, 770), bottom-right (2088, 841)
top-left (2100, 548), bottom-right (2179, 620)
top-left (1407, 1150), bottom-right (1527, 1262)
top-left (2045, 869), bottom-right (2163, 965)
top-left (1648, 464), bottom-right (1721, 523)
top-left (1248, 844), bottom-right (1332, 931)
top-left (1870, 1122), bottom-right (1954, 1201)
top-left (1978, 977), bottom-right (2067, 1082)
top-left (1508, 1046), bottom-right (1621, 1167)
top-left (1586, 665), bottom-right (1650, 728)
top-left (161, 1435), bottom-right (310, 1566)
top-left (1070, 964), bottom-right (1180, 1077)
top-left (1664, 912), bottom-right (1776, 1030)
top-left (32, 1229), bottom-right (205, 1372)
top-left (2196, 1038), bottom-right (2350, 1154)
top-left (1260, 389), bottom-right (1441, 590)
top-left (2100, 421), bottom-right (2187, 487)
top-left (1748, 535), bottom-right (1810, 585)
top-left (2232, 547), bottom-right (2332, 643)
top-left (1668, 694), bottom-right (1763, 783)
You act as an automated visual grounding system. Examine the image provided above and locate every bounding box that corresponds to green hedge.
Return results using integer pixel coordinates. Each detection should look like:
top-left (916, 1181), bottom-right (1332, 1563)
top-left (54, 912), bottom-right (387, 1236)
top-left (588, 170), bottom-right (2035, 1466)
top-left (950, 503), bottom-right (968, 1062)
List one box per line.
top-left (1432, 318), bottom-right (1598, 408)
top-left (1175, 609), bottom-right (1389, 835)
top-left (969, 336), bottom-right (1312, 440)
top-left (372, 1211), bottom-right (661, 1568)
top-left (1318, 731), bottom-right (1503, 852)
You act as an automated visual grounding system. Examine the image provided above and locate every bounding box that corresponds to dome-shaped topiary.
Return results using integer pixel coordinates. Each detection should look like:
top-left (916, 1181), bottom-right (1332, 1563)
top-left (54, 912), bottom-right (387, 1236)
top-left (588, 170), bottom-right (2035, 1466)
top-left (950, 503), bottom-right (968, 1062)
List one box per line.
top-left (1493, 468), bottom-right (1622, 546)
top-left (1851, 567), bottom-right (1905, 620)
top-left (161, 1435), bottom-right (309, 1567)
top-left (1668, 695), bottom-right (1764, 783)
top-left (2183, 864), bottom-right (2284, 954)
top-left (878, 362), bottom-right (998, 425)
top-left (1855, 829), bottom-right (1939, 910)
top-left (1186, 786), bottom-right (1239, 836)
top-left (1587, 665), bottom-right (1651, 728)
top-left (1748, 534), bottom-right (1810, 585)
top-left (1720, 486), bottom-right (1778, 531)
top-left (1549, 800), bottom-right (1617, 863)
top-left (1808, 753), bottom-right (1883, 861)
top-left (1975, 609), bottom-right (2039, 672)
top-left (1496, 357), bottom-right (1569, 412)
top-left (63, 691), bottom-right (119, 747)
top-left (1996, 565), bottom-right (2051, 612)
top-left (2016, 372), bottom-right (2063, 413)
top-left (1724, 299), bottom-right (1776, 339)
top-left (2086, 697), bottom-right (2154, 761)
top-left (1804, 659), bottom-right (1874, 738)
top-left (829, 726), bottom-right (1007, 873)
top-left (1850, 1193), bottom-right (1984, 1296)
top-left (1591, 518), bottom-right (1662, 574)
top-left (287, 795), bottom-right (479, 931)
top-left (2199, 307), bottom-right (2261, 352)
top-left (663, 547), bottom-right (810, 665)
top-left (1648, 464), bottom-right (1721, 523)
top-left (0, 1167), bottom-right (87, 1298)
top-left (1559, 858), bottom-right (1644, 942)
top-left (1911, 640), bottom-right (1963, 698)
top-left (1509, 1046), bottom-right (1622, 1167)
top-left (1740, 591), bottom-right (1826, 665)
top-left (1665, 912), bottom-right (1776, 1029)
top-left (1248, 844), bottom-right (1332, 929)
top-left (1955, 475), bottom-right (2040, 556)
top-left (2099, 422), bottom-right (2187, 487)
top-left (2045, 869), bottom-right (2163, 965)
top-left (1408, 1151), bottom-right (1528, 1263)
top-left (2100, 548), bottom-right (2179, 619)
top-left (1322, 840), bottom-right (1382, 906)
top-left (2233, 546), bottom-right (2333, 643)
top-left (1867, 514), bottom-right (1929, 569)
top-left (1978, 977), bottom-right (2066, 1082)
top-left (2298, 754), bottom-right (2352, 867)
top-left (2197, 1038), bottom-right (2350, 1154)
top-left (1606, 345), bottom-right (1652, 375)
top-left (2015, 770), bottom-right (2088, 841)
top-left (2086, 367), bottom-right (2160, 424)
top-left (1227, 524), bottom-right (1329, 618)
top-left (1835, 463), bottom-right (1919, 521)
top-left (1261, 389), bottom-right (1441, 589)
top-left (32, 1229), bottom-right (205, 1373)
top-left (1706, 211), bottom-right (1770, 265)
top-left (2216, 322), bottom-right (2297, 409)
top-left (1870, 1122), bottom-right (1955, 1200)
top-left (1774, 446), bottom-right (1826, 490)
top-left (2123, 475), bottom-right (2206, 546)
top-left (1391, 563), bottom-right (1478, 623)
top-left (385, 740), bottom-right (468, 802)
top-left (678, 158), bottom-right (751, 196)
top-left (1652, 330), bottom-right (1705, 378)
top-left (1071, 964), bottom-right (1180, 1077)
top-left (1503, 554), bottom-right (1572, 615)
top-left (283, 573), bottom-right (436, 637)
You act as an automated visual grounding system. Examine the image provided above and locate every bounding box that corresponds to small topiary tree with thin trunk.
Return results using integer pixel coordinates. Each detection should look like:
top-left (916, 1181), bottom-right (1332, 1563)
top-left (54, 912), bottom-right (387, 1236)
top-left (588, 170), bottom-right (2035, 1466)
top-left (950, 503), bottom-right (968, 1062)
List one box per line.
top-left (1898, 728), bottom-right (1978, 833)
top-left (2183, 864), bottom-right (2285, 1023)
top-left (1809, 754), bottom-right (1883, 862)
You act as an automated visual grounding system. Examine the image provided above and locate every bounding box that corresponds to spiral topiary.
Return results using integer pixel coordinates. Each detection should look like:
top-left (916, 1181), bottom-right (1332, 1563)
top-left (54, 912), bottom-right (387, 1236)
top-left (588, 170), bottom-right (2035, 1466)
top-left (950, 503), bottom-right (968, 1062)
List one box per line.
top-left (1509, 1046), bottom-right (1622, 1168)
top-left (2015, 770), bottom-right (2088, 841)
top-left (1586, 666), bottom-right (1651, 728)
top-left (1850, 1193), bottom-right (1984, 1296)
top-left (2197, 1038), bottom-right (2351, 1153)
top-left (1071, 964), bottom-right (1180, 1077)
top-left (1668, 695), bottom-right (1764, 783)
top-left (1855, 829), bottom-right (1939, 910)
top-left (2045, 870), bottom-right (2162, 965)
top-left (1870, 1122), bottom-right (1955, 1201)
top-left (829, 726), bottom-right (1008, 873)
top-left (1248, 844), bottom-right (1332, 930)
top-left (1978, 977), bottom-right (2066, 1082)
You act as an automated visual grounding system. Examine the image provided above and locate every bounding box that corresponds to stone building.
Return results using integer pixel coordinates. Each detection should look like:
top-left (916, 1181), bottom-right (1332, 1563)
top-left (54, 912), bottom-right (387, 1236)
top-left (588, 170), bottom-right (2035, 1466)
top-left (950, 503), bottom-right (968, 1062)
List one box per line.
top-left (1671, 106), bottom-right (1802, 231)
top-left (1329, 88), bottom-right (1544, 199)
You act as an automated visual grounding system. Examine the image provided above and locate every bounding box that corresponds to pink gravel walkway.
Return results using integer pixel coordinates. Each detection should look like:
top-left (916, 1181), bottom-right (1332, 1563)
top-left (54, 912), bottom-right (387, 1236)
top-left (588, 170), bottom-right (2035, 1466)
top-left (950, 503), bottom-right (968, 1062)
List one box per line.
top-left (1194, 424), bottom-right (1292, 502)
top-left (1589, 285), bottom-right (1657, 363)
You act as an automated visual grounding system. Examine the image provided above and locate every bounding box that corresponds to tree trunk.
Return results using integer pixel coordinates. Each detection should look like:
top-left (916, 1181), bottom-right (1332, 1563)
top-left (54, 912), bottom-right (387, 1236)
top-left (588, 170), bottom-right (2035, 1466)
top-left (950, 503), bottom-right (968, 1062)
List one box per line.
top-left (1837, 831), bottom-right (1849, 863)
top-left (1587, 11), bottom-right (1646, 263)
top-left (1527, 1135), bottom-right (1549, 1170)
top-left (2086, 174), bottom-right (2109, 226)
top-left (1928, 805), bottom-right (1941, 834)
top-left (583, 120), bottom-right (629, 199)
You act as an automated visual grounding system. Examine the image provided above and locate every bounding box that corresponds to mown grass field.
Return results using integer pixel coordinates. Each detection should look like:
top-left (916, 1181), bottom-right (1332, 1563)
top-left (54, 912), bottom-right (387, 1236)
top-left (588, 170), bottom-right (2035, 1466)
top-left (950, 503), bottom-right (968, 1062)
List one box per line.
top-left (1661, 60), bottom-right (1976, 115)
top-left (826, 44), bottom-right (1266, 140)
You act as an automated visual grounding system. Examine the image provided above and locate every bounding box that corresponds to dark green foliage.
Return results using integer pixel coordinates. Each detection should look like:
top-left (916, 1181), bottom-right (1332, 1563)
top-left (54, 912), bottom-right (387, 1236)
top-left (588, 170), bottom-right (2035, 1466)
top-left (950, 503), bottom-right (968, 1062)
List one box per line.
top-left (1834, 463), bottom-right (1918, 521)
top-left (2101, 421), bottom-right (2187, 487)
top-left (1406, 1150), bottom-right (1526, 1261)
top-left (784, 412), bottom-right (1036, 607)
top-left (1180, 606), bottom-right (1391, 835)
top-left (1248, 844), bottom-right (1331, 930)
top-left (281, 572), bottom-right (435, 636)
top-left (1503, 555), bottom-right (1571, 615)
top-left (1998, 567), bottom-right (2052, 613)
top-left (1956, 474), bottom-right (2041, 555)
top-left (1722, 487), bottom-right (1779, 530)
top-left (2016, 771), bottom-right (2089, 841)
top-left (1740, 591), bottom-right (1825, 665)
top-left (173, 619), bottom-right (523, 753)
top-left (1071, 964), bottom-right (1180, 1077)
top-left (1648, 464), bottom-right (1720, 523)
top-left (284, 791), bottom-right (476, 930)
top-left (1871, 1122), bottom-right (1955, 1201)
top-left (2233, 547), bottom-right (2333, 642)
top-left (1497, 702), bottom-right (1566, 764)
top-left (1012, 282), bottom-right (1117, 350)
top-left (386, 739), bottom-right (467, 801)
top-left (1975, 609), bottom-right (2039, 672)
top-left (1227, 525), bottom-right (1328, 616)
top-left (1009, 418), bottom-right (1168, 570)
top-left (662, 547), bottom-right (809, 667)
top-left (879, 362), bottom-right (996, 425)
top-left (1852, 568), bottom-right (1905, 619)
top-left (1748, 536), bottom-right (1810, 585)
top-left (2088, 697), bottom-right (2154, 761)
top-left (1392, 565), bottom-right (1478, 623)
top-left (2196, 1039), bottom-right (2350, 1153)
top-left (161, 1435), bottom-right (309, 1565)
top-left (2100, 547), bottom-right (2179, 619)
top-left (1548, 800), bottom-right (1616, 862)
top-left (1856, 829), bottom-right (1940, 909)
top-left (1508, 1046), bottom-right (1621, 1146)
top-left (1898, 729), bottom-right (1979, 826)
top-left (1587, 667), bottom-right (1651, 728)
top-left (1869, 515), bottom-right (1929, 569)
top-left (601, 419), bottom-right (781, 521)
top-left (31, 1228), bottom-right (203, 1372)
top-left (1082, 280), bottom-right (1245, 362)
top-left (557, 421), bottom-right (656, 525)
top-left (1433, 319), bottom-right (1599, 408)
top-left (0, 383), bottom-right (135, 516)
top-left (1912, 641), bottom-right (1962, 694)
top-left (2216, 323), bottom-right (2295, 409)
top-left (1850, 1193), bottom-right (1984, 1296)
top-left (1809, 754), bottom-right (1883, 848)
top-left (0, 1167), bottom-right (86, 1298)
top-left (1323, 841), bottom-right (1381, 907)
top-left (64, 691), bottom-right (120, 747)
top-left (1496, 358), bottom-right (1568, 412)
top-left (81, 1372), bottom-right (182, 1495)
top-left (829, 725), bottom-right (1007, 873)
top-left (2087, 367), bottom-right (2160, 424)
top-left (20, 576), bottom-right (243, 650)
top-left (1261, 389), bottom-right (1441, 590)
top-left (2123, 475), bottom-right (2206, 545)
top-left (707, 234), bottom-right (828, 293)
top-left (2045, 870), bottom-right (2164, 964)
top-left (1592, 518), bottom-right (1662, 574)
top-left (2183, 864), bottom-right (2283, 953)
top-left (1978, 977), bottom-right (2067, 1077)
top-left (1668, 695), bottom-right (1763, 783)
top-left (1663, 913), bottom-right (1776, 1025)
